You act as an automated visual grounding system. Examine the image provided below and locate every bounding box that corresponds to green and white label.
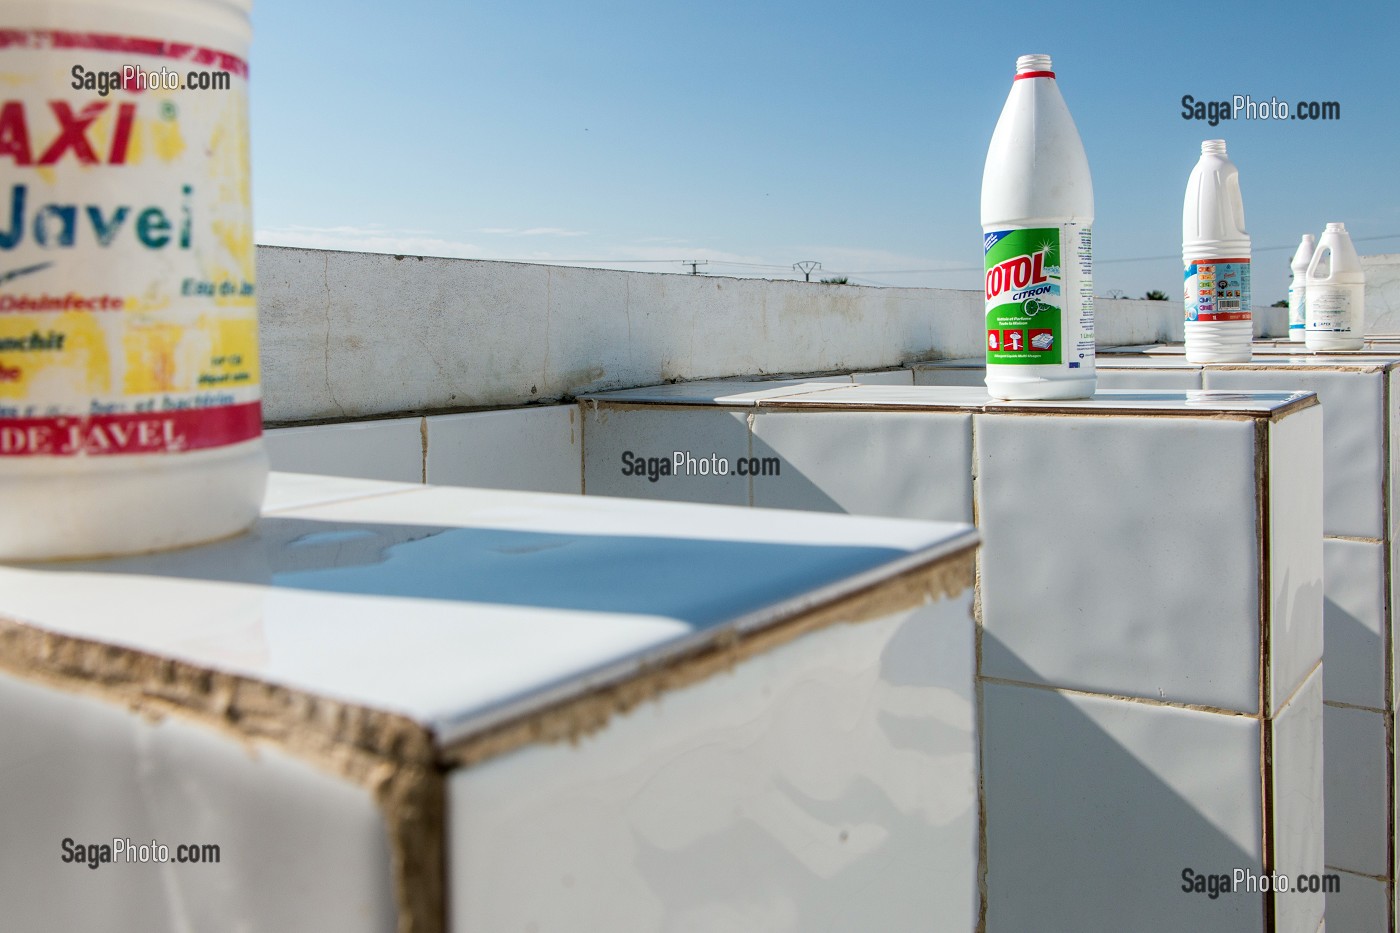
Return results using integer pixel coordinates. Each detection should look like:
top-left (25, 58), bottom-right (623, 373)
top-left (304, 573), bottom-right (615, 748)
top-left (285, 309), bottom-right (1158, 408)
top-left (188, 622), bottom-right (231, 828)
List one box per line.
top-left (984, 225), bottom-right (1093, 370)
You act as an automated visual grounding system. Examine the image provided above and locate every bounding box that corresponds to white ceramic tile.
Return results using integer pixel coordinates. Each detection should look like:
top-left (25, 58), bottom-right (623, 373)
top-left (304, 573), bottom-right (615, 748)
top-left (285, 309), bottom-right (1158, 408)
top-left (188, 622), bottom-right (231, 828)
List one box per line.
top-left (0, 671), bottom-right (394, 933)
top-left (425, 406), bottom-right (581, 494)
top-left (1323, 703), bottom-right (1388, 877)
top-left (580, 379), bottom-right (848, 406)
top-left (1269, 406), bottom-right (1325, 713)
top-left (450, 595), bottom-right (978, 933)
top-left (1204, 368), bottom-right (1387, 539)
top-left (910, 360), bottom-right (987, 388)
top-left (0, 476), bottom-right (977, 746)
top-left (976, 412), bottom-right (1263, 712)
top-left (1271, 666), bottom-right (1325, 933)
top-left (762, 383), bottom-right (1312, 415)
top-left (983, 682), bottom-right (1263, 931)
top-left (264, 417), bottom-right (425, 483)
top-left (1320, 539), bottom-right (1387, 710)
top-left (581, 405), bottom-right (753, 505)
top-left (1095, 367), bottom-right (1204, 390)
top-left (849, 369), bottom-right (914, 385)
top-left (1391, 368), bottom-right (1400, 713)
top-left (1097, 344), bottom-right (1173, 355)
top-left (914, 357), bottom-right (1208, 391)
top-left (1324, 870), bottom-right (1390, 933)
top-left (749, 410), bottom-right (974, 523)
top-left (261, 472), bottom-right (419, 513)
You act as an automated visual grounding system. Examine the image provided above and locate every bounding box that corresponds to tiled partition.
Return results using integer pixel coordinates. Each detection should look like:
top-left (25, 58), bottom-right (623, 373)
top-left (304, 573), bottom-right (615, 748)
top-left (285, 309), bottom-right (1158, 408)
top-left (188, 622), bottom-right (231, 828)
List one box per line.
top-left (581, 382), bottom-right (1325, 932)
top-left (916, 353), bottom-right (1400, 928)
top-left (0, 473), bottom-right (979, 933)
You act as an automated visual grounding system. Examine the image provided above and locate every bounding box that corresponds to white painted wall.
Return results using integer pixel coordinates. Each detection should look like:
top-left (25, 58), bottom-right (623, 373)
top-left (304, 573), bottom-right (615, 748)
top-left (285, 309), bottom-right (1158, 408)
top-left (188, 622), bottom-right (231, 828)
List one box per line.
top-left (256, 246), bottom-right (1288, 424)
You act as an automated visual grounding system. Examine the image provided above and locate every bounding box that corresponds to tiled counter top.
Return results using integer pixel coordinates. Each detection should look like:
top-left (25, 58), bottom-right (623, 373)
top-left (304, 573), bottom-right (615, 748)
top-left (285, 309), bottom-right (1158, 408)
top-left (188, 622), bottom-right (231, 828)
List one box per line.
top-left (913, 351), bottom-right (1399, 926)
top-left (581, 382), bottom-right (1326, 933)
top-left (0, 473), bottom-right (979, 933)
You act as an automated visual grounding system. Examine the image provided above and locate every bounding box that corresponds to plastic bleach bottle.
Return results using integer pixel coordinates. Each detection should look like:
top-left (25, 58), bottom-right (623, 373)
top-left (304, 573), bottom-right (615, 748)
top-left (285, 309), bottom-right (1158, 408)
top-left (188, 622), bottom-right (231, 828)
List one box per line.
top-left (1182, 140), bottom-right (1252, 363)
top-left (982, 54), bottom-right (1095, 400)
top-left (1305, 223), bottom-right (1366, 351)
top-left (0, 0), bottom-right (267, 560)
top-left (1288, 234), bottom-right (1315, 343)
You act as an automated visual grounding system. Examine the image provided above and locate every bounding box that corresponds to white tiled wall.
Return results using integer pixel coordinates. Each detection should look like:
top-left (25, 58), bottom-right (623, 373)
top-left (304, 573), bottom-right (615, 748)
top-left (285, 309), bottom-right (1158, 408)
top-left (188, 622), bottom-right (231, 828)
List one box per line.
top-left (425, 406), bottom-right (581, 494)
top-left (448, 595), bottom-right (979, 932)
top-left (1322, 538), bottom-right (1388, 710)
top-left (1272, 667), bottom-right (1327, 933)
top-left (982, 680), bottom-right (1265, 931)
top-left (1204, 367), bottom-right (1387, 540)
top-left (1327, 870), bottom-right (1391, 933)
top-left (1324, 704), bottom-right (1390, 879)
top-left (975, 412), bottom-right (1268, 712)
top-left (579, 384), bottom-right (1324, 933)
top-left (581, 406), bottom-right (751, 505)
top-left (265, 405), bottom-right (587, 495)
top-left (0, 671), bottom-right (396, 933)
top-left (750, 410), bottom-right (973, 522)
top-left (265, 417), bottom-right (425, 483)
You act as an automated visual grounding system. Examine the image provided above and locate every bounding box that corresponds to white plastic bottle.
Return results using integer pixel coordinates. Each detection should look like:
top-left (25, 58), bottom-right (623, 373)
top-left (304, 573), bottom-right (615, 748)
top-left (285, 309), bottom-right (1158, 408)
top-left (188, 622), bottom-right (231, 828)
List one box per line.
top-left (1305, 223), bottom-right (1366, 351)
top-left (1182, 140), bottom-right (1252, 363)
top-left (1288, 234), bottom-right (1316, 343)
top-left (981, 54), bottom-right (1095, 400)
top-left (0, 0), bottom-right (267, 560)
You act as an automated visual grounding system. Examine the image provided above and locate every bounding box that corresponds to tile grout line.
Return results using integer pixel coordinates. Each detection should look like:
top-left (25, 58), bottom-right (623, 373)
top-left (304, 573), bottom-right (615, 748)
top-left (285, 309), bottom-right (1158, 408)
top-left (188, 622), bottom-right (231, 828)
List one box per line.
top-left (1256, 416), bottom-right (1277, 933)
top-left (1384, 371), bottom-right (1397, 933)
top-left (975, 676), bottom-right (1260, 718)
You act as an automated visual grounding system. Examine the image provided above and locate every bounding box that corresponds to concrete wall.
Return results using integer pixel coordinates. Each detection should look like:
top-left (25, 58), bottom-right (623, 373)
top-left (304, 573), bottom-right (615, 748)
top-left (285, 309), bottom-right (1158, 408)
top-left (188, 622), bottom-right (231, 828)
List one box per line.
top-left (257, 246), bottom-right (1286, 425)
top-left (1363, 254), bottom-right (1400, 334)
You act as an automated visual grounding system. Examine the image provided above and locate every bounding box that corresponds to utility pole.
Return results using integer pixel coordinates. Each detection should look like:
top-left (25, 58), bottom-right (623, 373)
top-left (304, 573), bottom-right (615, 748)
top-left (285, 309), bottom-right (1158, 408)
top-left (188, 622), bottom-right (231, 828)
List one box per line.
top-left (794, 261), bottom-right (821, 282)
top-left (682, 260), bottom-right (708, 275)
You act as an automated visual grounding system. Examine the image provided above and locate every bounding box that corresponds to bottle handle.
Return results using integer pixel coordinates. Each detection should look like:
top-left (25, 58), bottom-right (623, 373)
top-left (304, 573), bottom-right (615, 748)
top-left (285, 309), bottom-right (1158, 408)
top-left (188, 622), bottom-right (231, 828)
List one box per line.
top-left (1306, 244), bottom-right (1333, 284)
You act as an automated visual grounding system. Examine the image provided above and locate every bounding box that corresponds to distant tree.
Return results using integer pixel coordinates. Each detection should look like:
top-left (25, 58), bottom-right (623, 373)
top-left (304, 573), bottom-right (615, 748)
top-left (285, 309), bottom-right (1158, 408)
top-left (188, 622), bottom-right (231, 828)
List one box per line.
top-left (1144, 290), bottom-right (1169, 300)
top-left (1271, 299), bottom-right (1288, 307)
top-left (820, 276), bottom-right (851, 285)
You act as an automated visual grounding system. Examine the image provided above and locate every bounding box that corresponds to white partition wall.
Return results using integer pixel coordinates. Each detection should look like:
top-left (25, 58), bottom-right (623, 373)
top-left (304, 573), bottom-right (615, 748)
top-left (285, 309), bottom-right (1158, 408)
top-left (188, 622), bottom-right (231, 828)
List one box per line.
top-left (915, 351), bottom-right (1398, 929)
top-left (581, 382), bottom-right (1326, 932)
top-left (0, 475), bottom-right (979, 933)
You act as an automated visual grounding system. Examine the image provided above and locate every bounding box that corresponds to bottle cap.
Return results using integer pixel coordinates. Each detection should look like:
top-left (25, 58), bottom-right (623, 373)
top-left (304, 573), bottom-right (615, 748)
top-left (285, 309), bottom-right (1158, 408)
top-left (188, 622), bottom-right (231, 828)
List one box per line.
top-left (1015, 54), bottom-right (1053, 75)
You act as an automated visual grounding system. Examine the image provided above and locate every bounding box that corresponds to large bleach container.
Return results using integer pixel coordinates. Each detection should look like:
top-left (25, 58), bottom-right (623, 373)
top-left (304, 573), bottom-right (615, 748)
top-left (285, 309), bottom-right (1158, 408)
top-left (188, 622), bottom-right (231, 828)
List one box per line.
top-left (1183, 140), bottom-right (1251, 363)
top-left (981, 53), bottom-right (1095, 400)
top-left (0, 0), bottom-right (267, 559)
top-left (1288, 234), bottom-right (1315, 343)
top-left (1305, 222), bottom-right (1366, 351)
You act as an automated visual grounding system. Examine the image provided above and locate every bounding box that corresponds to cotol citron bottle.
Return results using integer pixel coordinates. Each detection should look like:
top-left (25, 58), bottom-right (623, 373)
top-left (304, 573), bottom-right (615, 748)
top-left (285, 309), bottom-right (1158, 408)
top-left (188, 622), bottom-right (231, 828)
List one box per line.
top-left (1183, 140), bottom-right (1251, 363)
top-left (0, 0), bottom-right (267, 559)
top-left (981, 54), bottom-right (1095, 400)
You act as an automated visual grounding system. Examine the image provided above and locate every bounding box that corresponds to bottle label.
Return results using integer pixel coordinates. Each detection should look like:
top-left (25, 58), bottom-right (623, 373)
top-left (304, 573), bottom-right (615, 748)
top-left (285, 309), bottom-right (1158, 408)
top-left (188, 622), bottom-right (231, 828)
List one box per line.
top-left (1184, 258), bottom-right (1251, 323)
top-left (1306, 286), bottom-right (1358, 333)
top-left (0, 29), bottom-right (260, 457)
top-left (1288, 283), bottom-right (1305, 332)
top-left (984, 226), bottom-right (1093, 368)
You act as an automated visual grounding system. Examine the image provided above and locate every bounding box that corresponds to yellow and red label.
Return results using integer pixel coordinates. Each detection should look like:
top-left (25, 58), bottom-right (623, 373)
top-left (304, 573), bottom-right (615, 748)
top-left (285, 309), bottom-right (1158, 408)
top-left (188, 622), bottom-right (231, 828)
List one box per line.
top-left (0, 28), bottom-right (259, 456)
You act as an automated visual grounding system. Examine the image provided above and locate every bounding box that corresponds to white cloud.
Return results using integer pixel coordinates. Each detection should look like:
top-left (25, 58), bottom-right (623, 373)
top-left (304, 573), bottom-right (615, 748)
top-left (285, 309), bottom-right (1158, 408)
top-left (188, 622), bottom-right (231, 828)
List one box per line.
top-left (476, 226), bottom-right (590, 237)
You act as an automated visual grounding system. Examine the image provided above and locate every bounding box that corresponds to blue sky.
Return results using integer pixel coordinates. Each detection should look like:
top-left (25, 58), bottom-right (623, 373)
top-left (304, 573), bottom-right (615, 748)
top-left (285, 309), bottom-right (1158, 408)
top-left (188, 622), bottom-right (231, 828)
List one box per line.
top-left (250, 0), bottom-right (1399, 301)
